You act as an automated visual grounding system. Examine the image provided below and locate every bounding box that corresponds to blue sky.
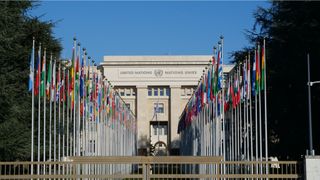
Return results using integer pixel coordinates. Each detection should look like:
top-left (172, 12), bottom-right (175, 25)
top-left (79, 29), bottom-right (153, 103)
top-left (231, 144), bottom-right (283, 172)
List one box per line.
top-left (30, 1), bottom-right (269, 64)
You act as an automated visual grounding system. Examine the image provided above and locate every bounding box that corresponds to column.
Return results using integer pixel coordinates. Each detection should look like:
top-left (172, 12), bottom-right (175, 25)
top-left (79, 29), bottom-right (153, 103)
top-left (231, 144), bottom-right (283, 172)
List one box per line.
top-left (136, 85), bottom-right (149, 153)
top-left (169, 85), bottom-right (181, 153)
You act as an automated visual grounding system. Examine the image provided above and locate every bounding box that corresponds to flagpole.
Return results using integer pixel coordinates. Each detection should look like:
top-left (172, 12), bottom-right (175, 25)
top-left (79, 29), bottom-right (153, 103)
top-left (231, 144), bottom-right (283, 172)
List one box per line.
top-left (37, 43), bottom-right (41, 176)
top-left (258, 44), bottom-right (263, 175)
top-left (248, 52), bottom-right (254, 174)
top-left (76, 43), bottom-right (81, 156)
top-left (263, 38), bottom-right (269, 177)
top-left (73, 38), bottom-right (77, 157)
top-left (254, 48), bottom-right (259, 175)
top-left (62, 65), bottom-right (65, 174)
top-left (58, 62), bottom-right (61, 164)
top-left (30, 37), bottom-right (35, 175)
top-left (48, 53), bottom-right (52, 175)
top-left (53, 58), bottom-right (57, 175)
top-left (42, 48), bottom-right (46, 174)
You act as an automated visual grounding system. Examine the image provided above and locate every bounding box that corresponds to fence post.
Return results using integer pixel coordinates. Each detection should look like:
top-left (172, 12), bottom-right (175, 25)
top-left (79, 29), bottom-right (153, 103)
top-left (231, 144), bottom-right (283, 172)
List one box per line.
top-left (72, 163), bottom-right (77, 180)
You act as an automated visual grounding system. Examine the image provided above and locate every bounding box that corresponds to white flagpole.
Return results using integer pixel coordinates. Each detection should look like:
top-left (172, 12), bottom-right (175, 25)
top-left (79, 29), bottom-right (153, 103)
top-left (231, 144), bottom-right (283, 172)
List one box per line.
top-left (37, 43), bottom-right (41, 176)
top-left (258, 44), bottom-right (263, 175)
top-left (30, 37), bottom-right (35, 175)
top-left (73, 38), bottom-right (77, 156)
top-left (77, 43), bottom-right (81, 157)
top-left (263, 38), bottom-right (269, 177)
top-left (58, 62), bottom-right (61, 166)
top-left (62, 67), bottom-right (65, 160)
top-left (53, 58), bottom-right (57, 175)
top-left (254, 48), bottom-right (259, 175)
top-left (42, 49), bottom-right (46, 174)
top-left (48, 53), bottom-right (52, 175)
top-left (248, 52), bottom-right (254, 174)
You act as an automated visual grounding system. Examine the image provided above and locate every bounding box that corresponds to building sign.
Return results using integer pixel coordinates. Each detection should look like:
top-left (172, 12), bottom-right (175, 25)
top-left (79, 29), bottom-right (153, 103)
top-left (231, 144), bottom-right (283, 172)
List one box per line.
top-left (118, 68), bottom-right (200, 78)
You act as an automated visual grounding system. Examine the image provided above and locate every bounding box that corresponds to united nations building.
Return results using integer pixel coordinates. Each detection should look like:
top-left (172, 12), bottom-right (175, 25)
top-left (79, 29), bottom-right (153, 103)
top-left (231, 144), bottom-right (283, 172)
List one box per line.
top-left (99, 55), bottom-right (233, 155)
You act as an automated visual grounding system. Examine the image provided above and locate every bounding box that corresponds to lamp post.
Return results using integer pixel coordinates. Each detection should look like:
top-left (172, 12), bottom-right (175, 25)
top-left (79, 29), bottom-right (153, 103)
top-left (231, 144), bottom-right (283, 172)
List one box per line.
top-left (307, 53), bottom-right (320, 156)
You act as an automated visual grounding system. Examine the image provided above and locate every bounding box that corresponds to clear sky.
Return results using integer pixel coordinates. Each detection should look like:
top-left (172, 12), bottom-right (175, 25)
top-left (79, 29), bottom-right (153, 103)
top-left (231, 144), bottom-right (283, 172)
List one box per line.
top-left (29, 1), bottom-right (269, 64)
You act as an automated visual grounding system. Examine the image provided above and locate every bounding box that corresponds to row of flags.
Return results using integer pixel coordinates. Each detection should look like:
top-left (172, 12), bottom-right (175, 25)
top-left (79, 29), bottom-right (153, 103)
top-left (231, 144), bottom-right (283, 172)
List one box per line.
top-left (28, 37), bottom-right (137, 173)
top-left (179, 38), bottom-right (269, 176)
top-left (178, 40), bottom-right (266, 132)
top-left (28, 40), bottom-right (136, 129)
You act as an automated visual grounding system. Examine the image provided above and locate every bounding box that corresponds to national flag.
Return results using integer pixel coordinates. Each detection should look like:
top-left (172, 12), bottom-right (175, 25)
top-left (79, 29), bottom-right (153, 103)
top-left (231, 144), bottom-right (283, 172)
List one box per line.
top-left (252, 49), bottom-right (256, 96)
top-left (217, 47), bottom-right (223, 90)
top-left (51, 60), bottom-right (56, 102)
top-left (28, 39), bottom-right (35, 92)
top-left (70, 45), bottom-right (75, 109)
top-left (40, 51), bottom-right (46, 97)
top-left (34, 47), bottom-right (41, 96)
top-left (210, 56), bottom-right (215, 101)
top-left (46, 56), bottom-right (52, 97)
top-left (207, 68), bottom-right (211, 102)
top-left (247, 54), bottom-right (251, 100)
top-left (56, 63), bottom-right (61, 102)
top-left (261, 40), bottom-right (266, 90)
top-left (80, 55), bottom-right (84, 98)
top-left (256, 44), bottom-right (260, 93)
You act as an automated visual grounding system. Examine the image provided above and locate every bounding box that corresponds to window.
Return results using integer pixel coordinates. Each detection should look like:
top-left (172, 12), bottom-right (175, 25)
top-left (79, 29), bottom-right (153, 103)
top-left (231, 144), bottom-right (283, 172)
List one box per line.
top-left (181, 88), bottom-right (186, 96)
top-left (186, 88), bottom-right (192, 96)
top-left (125, 88), bottom-right (131, 96)
top-left (132, 88), bottom-right (136, 96)
top-left (120, 89), bottom-right (124, 96)
top-left (163, 125), bottom-right (168, 135)
top-left (148, 88), bottom-right (152, 96)
top-left (154, 88), bottom-right (158, 96)
top-left (166, 88), bottom-right (170, 96)
top-left (154, 103), bottom-right (164, 114)
top-left (159, 88), bottom-right (164, 96)
top-left (153, 125), bottom-right (157, 135)
top-left (158, 127), bottom-right (162, 135)
top-left (126, 103), bottom-right (131, 110)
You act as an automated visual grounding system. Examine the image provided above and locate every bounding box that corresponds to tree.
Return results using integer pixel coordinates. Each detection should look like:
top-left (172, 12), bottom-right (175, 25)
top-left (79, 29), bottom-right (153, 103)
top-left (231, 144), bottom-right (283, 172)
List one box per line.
top-left (0, 1), bottom-right (61, 161)
top-left (233, 1), bottom-right (320, 159)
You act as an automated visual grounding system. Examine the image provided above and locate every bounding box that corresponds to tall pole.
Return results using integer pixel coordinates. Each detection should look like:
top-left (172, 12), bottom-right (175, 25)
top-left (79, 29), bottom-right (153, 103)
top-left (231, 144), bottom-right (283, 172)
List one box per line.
top-left (53, 58), bottom-right (57, 174)
top-left (48, 54), bottom-right (52, 175)
top-left (77, 43), bottom-right (81, 156)
top-left (73, 38), bottom-right (77, 156)
top-left (263, 39), bottom-right (269, 176)
top-left (307, 53), bottom-right (314, 155)
top-left (258, 44), bottom-right (263, 175)
top-left (30, 37), bottom-right (35, 175)
top-left (43, 49), bottom-right (46, 174)
top-left (37, 43), bottom-right (41, 176)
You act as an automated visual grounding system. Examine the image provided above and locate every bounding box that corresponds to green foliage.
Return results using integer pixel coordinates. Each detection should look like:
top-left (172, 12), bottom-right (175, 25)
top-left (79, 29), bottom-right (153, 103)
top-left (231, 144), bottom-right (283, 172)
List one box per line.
top-left (233, 1), bottom-right (320, 159)
top-left (0, 1), bottom-right (61, 161)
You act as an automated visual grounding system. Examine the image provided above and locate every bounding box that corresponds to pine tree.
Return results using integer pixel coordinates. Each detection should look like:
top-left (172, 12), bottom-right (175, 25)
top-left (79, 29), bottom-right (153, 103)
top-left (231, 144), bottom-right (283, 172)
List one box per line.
top-left (0, 1), bottom-right (61, 161)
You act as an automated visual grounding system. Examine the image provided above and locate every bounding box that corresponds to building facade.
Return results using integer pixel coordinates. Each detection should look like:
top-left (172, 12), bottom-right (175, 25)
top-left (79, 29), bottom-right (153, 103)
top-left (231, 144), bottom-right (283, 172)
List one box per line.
top-left (99, 55), bottom-right (233, 155)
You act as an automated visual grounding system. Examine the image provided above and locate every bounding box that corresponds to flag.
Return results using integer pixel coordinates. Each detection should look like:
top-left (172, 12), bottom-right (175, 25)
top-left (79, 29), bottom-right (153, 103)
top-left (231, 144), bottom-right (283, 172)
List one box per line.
top-left (51, 60), bottom-right (56, 102)
top-left (46, 56), bottom-right (52, 97)
top-left (247, 54), bottom-right (251, 100)
top-left (34, 47), bottom-right (41, 96)
top-left (56, 63), bottom-right (61, 102)
top-left (80, 55), bottom-right (84, 98)
top-left (252, 49), bottom-right (256, 96)
top-left (207, 68), bottom-right (211, 102)
top-left (210, 56), bottom-right (215, 101)
top-left (256, 45), bottom-right (260, 93)
top-left (261, 40), bottom-right (265, 90)
top-left (217, 47), bottom-right (223, 90)
top-left (70, 45), bottom-right (75, 109)
top-left (40, 52), bottom-right (46, 97)
top-left (28, 39), bottom-right (35, 92)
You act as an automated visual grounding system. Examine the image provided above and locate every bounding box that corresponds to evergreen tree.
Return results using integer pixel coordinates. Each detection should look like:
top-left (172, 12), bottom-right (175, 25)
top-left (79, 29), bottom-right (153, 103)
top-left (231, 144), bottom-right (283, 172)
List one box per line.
top-left (233, 1), bottom-right (320, 159)
top-left (0, 1), bottom-right (61, 161)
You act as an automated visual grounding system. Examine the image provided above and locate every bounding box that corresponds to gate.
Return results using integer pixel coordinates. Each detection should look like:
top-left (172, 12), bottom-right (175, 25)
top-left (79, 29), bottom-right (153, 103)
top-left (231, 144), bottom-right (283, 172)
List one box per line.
top-left (0, 156), bottom-right (301, 179)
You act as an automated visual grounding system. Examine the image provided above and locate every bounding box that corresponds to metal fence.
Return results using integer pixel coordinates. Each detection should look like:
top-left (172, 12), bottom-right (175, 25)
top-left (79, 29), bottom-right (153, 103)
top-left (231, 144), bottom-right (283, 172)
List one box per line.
top-left (0, 156), bottom-right (301, 179)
